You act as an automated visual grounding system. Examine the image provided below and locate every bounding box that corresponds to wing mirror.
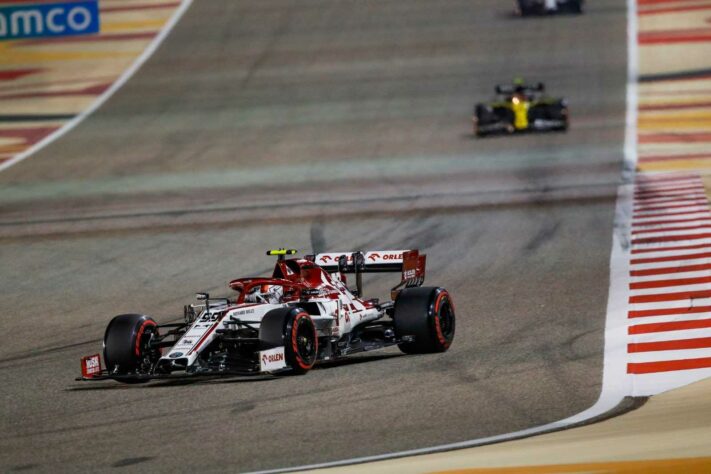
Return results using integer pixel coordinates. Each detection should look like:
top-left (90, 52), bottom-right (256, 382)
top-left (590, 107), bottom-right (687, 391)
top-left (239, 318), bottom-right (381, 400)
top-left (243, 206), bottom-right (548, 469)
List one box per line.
top-left (184, 305), bottom-right (197, 324)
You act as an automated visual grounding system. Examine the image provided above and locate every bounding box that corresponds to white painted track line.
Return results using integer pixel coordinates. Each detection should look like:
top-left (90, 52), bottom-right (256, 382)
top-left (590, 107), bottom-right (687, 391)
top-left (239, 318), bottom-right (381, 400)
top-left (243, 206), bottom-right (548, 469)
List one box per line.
top-left (631, 328), bottom-right (711, 343)
top-left (629, 314), bottom-right (711, 326)
top-left (629, 348), bottom-right (711, 364)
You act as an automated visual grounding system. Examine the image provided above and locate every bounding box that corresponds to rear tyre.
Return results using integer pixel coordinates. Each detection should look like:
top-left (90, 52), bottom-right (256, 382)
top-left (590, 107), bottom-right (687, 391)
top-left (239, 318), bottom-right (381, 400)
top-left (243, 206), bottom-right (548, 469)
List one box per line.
top-left (559, 112), bottom-right (569, 131)
top-left (551, 103), bottom-right (570, 131)
top-left (394, 287), bottom-right (456, 354)
top-left (530, 103), bottom-right (569, 132)
top-left (103, 314), bottom-right (159, 383)
top-left (516, 0), bottom-right (530, 16)
top-left (284, 310), bottom-right (318, 374)
top-left (475, 105), bottom-right (513, 137)
top-left (474, 104), bottom-right (487, 137)
top-left (472, 116), bottom-right (482, 137)
top-left (518, 7), bottom-right (533, 16)
top-left (516, 0), bottom-right (541, 16)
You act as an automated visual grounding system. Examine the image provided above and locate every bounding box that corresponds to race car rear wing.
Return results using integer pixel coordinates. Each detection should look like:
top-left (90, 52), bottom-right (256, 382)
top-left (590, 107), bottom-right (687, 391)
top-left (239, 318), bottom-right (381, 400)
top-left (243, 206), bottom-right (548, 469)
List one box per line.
top-left (313, 250), bottom-right (426, 296)
top-left (495, 82), bottom-right (544, 95)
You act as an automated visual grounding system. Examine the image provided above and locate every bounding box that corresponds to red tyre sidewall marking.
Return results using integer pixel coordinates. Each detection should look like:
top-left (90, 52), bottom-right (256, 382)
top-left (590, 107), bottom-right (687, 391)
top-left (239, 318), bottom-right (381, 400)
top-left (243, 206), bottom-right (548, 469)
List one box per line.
top-left (433, 291), bottom-right (451, 348)
top-left (135, 320), bottom-right (156, 357)
top-left (291, 312), bottom-right (317, 370)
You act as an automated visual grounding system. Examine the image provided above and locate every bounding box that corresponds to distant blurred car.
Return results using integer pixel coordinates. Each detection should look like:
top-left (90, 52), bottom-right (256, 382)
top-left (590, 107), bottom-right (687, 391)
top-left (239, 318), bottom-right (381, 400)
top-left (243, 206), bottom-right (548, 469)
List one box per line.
top-left (515, 0), bottom-right (584, 16)
top-left (472, 80), bottom-right (569, 137)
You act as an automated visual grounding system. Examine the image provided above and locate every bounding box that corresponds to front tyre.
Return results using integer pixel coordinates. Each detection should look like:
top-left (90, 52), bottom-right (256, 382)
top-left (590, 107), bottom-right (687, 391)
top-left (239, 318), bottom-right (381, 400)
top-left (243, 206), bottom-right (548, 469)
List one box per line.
top-left (516, 0), bottom-right (538, 16)
top-left (285, 310), bottom-right (318, 374)
top-left (103, 314), bottom-right (159, 383)
top-left (394, 287), bottom-right (455, 354)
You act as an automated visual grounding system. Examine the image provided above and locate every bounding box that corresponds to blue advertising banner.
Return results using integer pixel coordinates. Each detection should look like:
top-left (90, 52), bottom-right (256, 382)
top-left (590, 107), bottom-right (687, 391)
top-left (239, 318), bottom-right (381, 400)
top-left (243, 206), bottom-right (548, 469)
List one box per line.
top-left (0, 0), bottom-right (100, 41)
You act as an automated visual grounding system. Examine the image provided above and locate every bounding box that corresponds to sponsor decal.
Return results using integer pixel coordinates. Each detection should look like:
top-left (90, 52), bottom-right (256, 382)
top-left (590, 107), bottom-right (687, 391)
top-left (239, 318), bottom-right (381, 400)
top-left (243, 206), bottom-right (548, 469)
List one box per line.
top-left (199, 312), bottom-right (220, 323)
top-left (169, 352), bottom-right (184, 358)
top-left (373, 253), bottom-right (403, 261)
top-left (0, 1), bottom-right (100, 41)
top-left (262, 352), bottom-right (284, 364)
top-left (173, 338), bottom-right (194, 349)
top-left (81, 354), bottom-right (101, 377)
top-left (318, 251), bottom-right (405, 265)
top-left (259, 346), bottom-right (287, 372)
top-left (319, 253), bottom-right (350, 263)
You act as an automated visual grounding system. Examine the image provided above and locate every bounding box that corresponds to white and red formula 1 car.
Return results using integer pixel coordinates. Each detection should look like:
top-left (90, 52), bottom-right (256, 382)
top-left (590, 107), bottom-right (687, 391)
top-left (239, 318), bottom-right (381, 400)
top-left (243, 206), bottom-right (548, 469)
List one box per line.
top-left (79, 249), bottom-right (456, 383)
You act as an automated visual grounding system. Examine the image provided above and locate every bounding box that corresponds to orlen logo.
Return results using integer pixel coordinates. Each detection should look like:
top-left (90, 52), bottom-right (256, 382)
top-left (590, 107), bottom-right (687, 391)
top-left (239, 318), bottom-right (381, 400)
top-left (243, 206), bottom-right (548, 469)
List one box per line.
top-left (0, 1), bottom-right (100, 41)
top-left (369, 253), bottom-right (402, 261)
top-left (319, 254), bottom-right (350, 263)
top-left (262, 352), bottom-right (284, 365)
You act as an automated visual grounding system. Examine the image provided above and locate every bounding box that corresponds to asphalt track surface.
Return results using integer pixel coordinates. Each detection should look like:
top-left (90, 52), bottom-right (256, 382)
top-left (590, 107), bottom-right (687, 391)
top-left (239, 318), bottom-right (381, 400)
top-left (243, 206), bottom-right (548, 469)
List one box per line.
top-left (0, 1), bottom-right (628, 472)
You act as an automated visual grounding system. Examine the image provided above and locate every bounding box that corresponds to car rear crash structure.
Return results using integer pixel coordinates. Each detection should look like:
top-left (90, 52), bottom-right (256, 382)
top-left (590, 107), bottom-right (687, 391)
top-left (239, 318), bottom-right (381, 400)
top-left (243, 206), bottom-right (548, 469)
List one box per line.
top-left (79, 249), bottom-right (456, 383)
top-left (473, 82), bottom-right (569, 137)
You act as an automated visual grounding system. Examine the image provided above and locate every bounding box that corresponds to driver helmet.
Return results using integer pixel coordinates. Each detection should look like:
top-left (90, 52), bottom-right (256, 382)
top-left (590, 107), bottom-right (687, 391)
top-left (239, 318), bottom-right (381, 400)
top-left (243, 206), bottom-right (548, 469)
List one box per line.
top-left (245, 284), bottom-right (283, 304)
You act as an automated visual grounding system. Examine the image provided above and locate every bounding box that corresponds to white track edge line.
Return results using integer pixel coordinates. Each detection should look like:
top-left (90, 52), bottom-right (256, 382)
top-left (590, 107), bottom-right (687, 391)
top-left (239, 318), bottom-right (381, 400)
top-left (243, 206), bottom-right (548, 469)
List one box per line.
top-left (249, 1), bottom-right (640, 473)
top-left (0, 0), bottom-right (195, 174)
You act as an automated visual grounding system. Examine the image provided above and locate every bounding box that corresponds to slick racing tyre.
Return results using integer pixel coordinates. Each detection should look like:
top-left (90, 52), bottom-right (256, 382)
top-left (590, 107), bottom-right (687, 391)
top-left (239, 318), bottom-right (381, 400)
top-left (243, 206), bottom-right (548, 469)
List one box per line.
top-left (516, 0), bottom-right (539, 16)
top-left (285, 310), bottom-right (318, 374)
top-left (472, 116), bottom-right (483, 137)
top-left (529, 102), bottom-right (569, 132)
top-left (104, 314), bottom-right (159, 383)
top-left (569, 0), bottom-right (584, 13)
top-left (260, 307), bottom-right (318, 374)
top-left (474, 104), bottom-right (513, 137)
top-left (551, 102), bottom-right (569, 131)
top-left (393, 287), bottom-right (455, 354)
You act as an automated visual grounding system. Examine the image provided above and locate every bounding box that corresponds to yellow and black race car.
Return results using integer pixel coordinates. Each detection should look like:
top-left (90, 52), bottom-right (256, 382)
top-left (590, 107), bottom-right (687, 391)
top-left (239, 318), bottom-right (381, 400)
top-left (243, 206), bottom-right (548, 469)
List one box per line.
top-left (472, 80), bottom-right (569, 137)
top-left (516, 0), bottom-right (584, 16)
